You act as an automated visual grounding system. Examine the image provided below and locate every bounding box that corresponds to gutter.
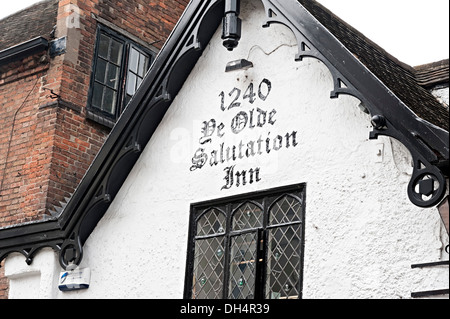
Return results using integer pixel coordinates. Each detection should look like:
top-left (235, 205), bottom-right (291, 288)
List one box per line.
top-left (0, 37), bottom-right (49, 65)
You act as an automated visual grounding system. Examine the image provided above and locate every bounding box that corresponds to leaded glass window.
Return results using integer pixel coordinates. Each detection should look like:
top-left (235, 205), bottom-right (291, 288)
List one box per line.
top-left (88, 25), bottom-right (155, 127)
top-left (185, 184), bottom-right (306, 299)
top-left (91, 33), bottom-right (124, 116)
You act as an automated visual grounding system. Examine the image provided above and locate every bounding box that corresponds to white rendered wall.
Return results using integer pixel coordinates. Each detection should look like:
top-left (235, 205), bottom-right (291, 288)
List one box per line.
top-left (5, 248), bottom-right (59, 299)
top-left (6, 0), bottom-right (448, 299)
top-left (431, 85), bottom-right (449, 109)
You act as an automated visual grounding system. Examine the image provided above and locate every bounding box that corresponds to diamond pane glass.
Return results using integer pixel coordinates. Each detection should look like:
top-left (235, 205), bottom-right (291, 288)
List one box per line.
top-left (189, 186), bottom-right (305, 300)
top-left (228, 233), bottom-right (258, 299)
top-left (192, 237), bottom-right (225, 299)
top-left (196, 209), bottom-right (226, 236)
top-left (269, 195), bottom-right (302, 225)
top-left (266, 225), bottom-right (301, 299)
top-left (232, 202), bottom-right (263, 231)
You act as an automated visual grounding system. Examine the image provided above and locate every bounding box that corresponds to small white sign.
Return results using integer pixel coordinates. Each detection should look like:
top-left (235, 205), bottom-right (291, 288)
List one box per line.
top-left (58, 267), bottom-right (90, 292)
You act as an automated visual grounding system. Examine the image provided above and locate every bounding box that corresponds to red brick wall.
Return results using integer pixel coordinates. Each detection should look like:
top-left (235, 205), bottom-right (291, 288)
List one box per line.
top-left (0, 0), bottom-right (189, 225)
top-left (0, 0), bottom-right (188, 299)
top-left (0, 53), bottom-right (51, 300)
top-left (42, 0), bottom-right (190, 209)
top-left (0, 260), bottom-right (7, 299)
top-left (0, 53), bottom-right (52, 224)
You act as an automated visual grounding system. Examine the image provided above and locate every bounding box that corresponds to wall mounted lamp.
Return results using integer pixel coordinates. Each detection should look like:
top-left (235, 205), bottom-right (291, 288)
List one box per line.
top-left (225, 59), bottom-right (253, 72)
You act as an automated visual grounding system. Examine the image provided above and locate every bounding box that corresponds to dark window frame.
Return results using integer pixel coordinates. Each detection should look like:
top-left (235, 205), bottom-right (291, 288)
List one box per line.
top-left (184, 184), bottom-right (306, 300)
top-left (87, 24), bottom-right (155, 128)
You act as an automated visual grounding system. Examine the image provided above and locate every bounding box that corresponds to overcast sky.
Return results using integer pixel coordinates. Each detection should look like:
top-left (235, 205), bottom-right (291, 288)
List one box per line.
top-left (1, 0), bottom-right (449, 66)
